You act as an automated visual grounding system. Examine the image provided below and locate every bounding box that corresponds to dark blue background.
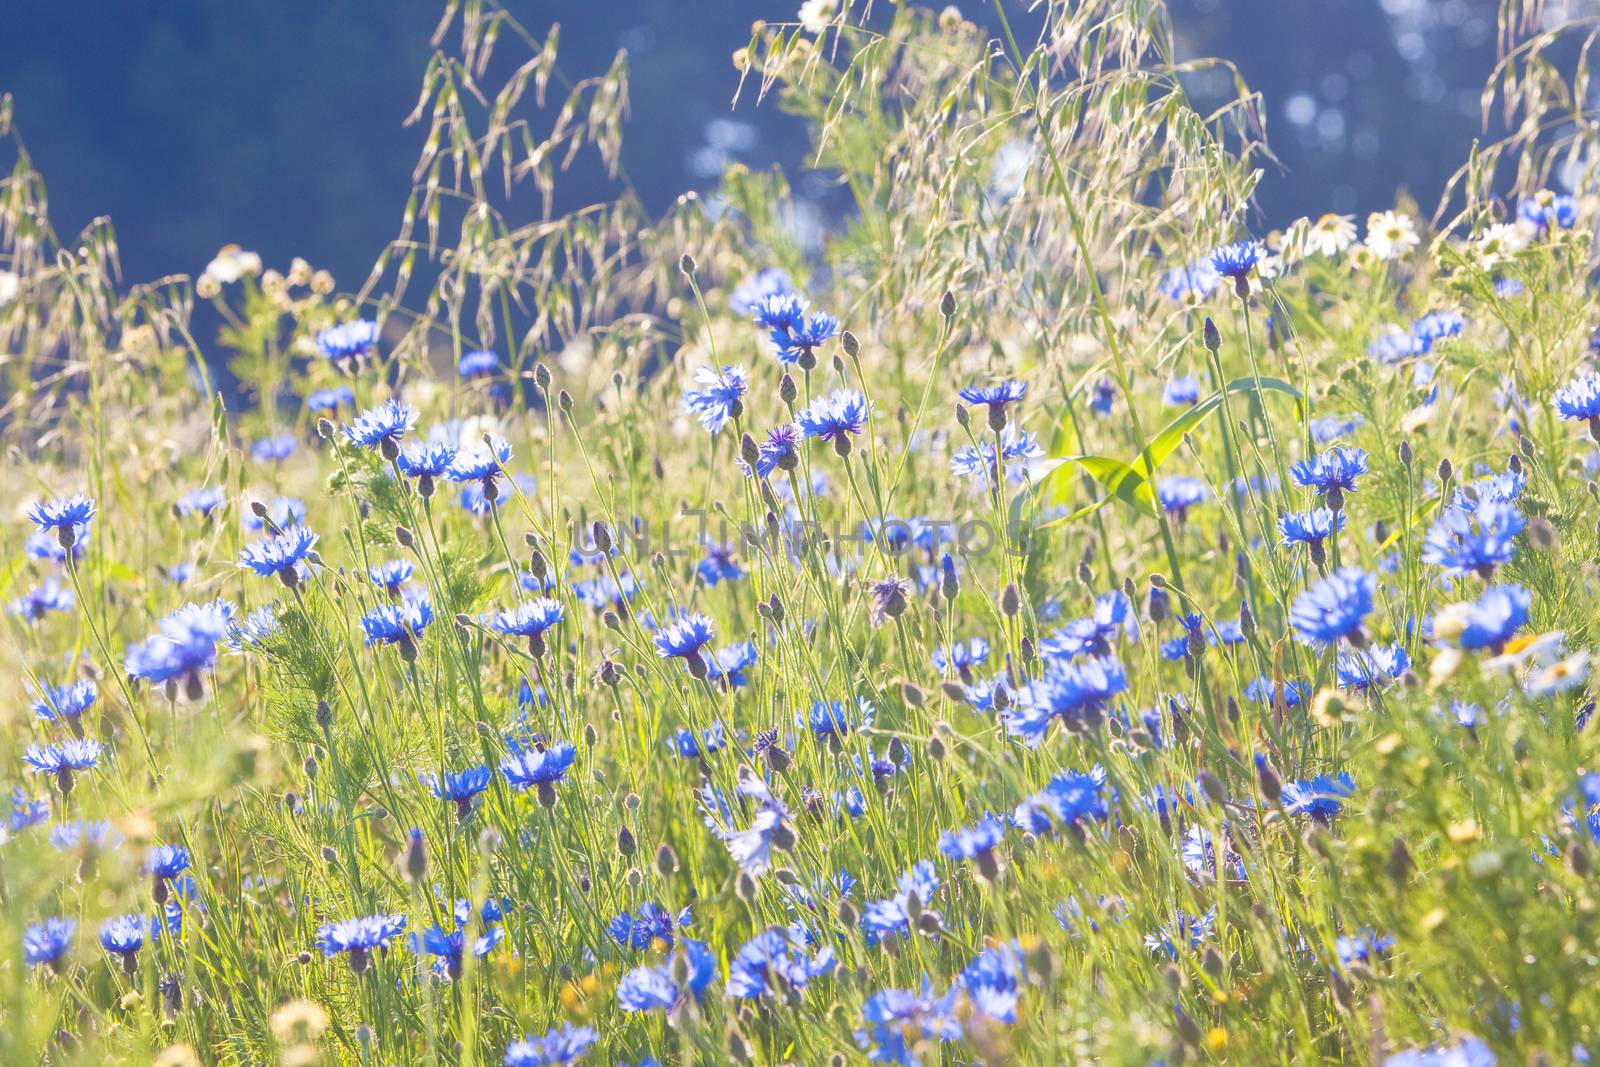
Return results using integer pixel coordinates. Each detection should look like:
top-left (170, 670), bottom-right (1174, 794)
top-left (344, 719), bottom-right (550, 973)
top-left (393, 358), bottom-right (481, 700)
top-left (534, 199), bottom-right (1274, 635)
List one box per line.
top-left (0, 1), bottom-right (1504, 288)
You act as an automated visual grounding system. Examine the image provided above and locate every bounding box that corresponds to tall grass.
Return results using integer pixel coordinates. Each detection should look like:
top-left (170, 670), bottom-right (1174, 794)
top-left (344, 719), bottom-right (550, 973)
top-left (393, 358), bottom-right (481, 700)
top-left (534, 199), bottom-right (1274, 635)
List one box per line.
top-left (2, 1), bottom-right (1600, 1064)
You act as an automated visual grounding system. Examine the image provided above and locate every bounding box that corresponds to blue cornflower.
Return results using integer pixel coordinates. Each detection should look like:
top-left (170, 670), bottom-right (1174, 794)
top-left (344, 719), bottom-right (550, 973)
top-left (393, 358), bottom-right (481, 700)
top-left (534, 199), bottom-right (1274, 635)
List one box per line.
top-left (239, 525), bottom-right (318, 586)
top-left (616, 940), bottom-right (715, 1012)
top-left (250, 435), bottom-right (297, 463)
top-left (243, 496), bottom-right (307, 532)
top-left (746, 423), bottom-right (801, 478)
top-left (306, 385), bottom-right (355, 412)
top-left (1210, 239), bottom-right (1263, 282)
top-left (412, 923), bottom-right (503, 979)
top-left (50, 820), bottom-right (122, 852)
top-left (396, 440), bottom-right (457, 493)
top-left (32, 680), bottom-right (98, 725)
top-left (697, 542), bottom-right (743, 586)
top-left (1158, 258), bottom-right (1221, 301)
top-left (1459, 467), bottom-right (1526, 512)
top-left (616, 941), bottom-right (716, 1013)
top-left (344, 398), bottom-right (418, 457)
top-left (752, 293), bottom-right (838, 365)
top-left (1281, 773), bottom-right (1356, 819)
top-left (421, 766), bottom-right (493, 821)
top-left (729, 927), bottom-right (838, 1004)
top-left (369, 559), bottom-right (414, 593)
top-left (1244, 677), bottom-right (1306, 708)
top-left (175, 487), bottom-right (225, 518)
top-left (653, 611), bottom-right (715, 672)
top-left (1310, 414), bottom-right (1363, 444)
top-left (1290, 447), bottom-right (1369, 506)
top-left (1290, 567), bottom-right (1374, 646)
top-left (958, 379), bottom-right (1027, 430)
top-left (960, 942), bottom-right (1025, 1023)
top-left (1554, 372), bottom-right (1600, 439)
top-left (861, 861), bottom-right (943, 944)
top-left (796, 389), bottom-right (869, 454)
top-left (1006, 657), bottom-right (1128, 746)
top-left (164, 561), bottom-right (196, 586)
top-left (573, 572), bottom-right (640, 609)
top-left (315, 320), bottom-right (379, 361)
top-left (1410, 310), bottom-right (1464, 353)
top-left (28, 495), bottom-right (96, 551)
top-left (25, 526), bottom-right (86, 564)
top-left (1039, 591), bottom-right (1139, 660)
top-left (682, 365), bottom-right (748, 434)
top-left (361, 597), bottom-right (433, 655)
top-left (447, 438), bottom-right (513, 500)
top-left (1518, 191), bottom-right (1578, 233)
top-left (492, 597), bottom-right (565, 656)
top-left (798, 697), bottom-right (874, 738)
top-left (1335, 930), bottom-right (1396, 966)
top-left (23, 739), bottom-right (104, 793)
top-left (1444, 584), bottom-right (1531, 652)
top-left (938, 814), bottom-right (1006, 877)
top-left (7, 787), bottom-right (48, 833)
top-left (147, 844), bottom-right (191, 899)
top-left (608, 902), bottom-right (693, 951)
top-left (1145, 908), bottom-right (1217, 958)
top-left (1314, 633), bottom-right (1391, 698)
top-left (226, 605), bottom-right (281, 653)
top-left (1157, 476), bottom-right (1209, 521)
top-left (23, 917), bottom-right (74, 969)
top-left (732, 268), bottom-right (794, 313)
top-left (712, 774), bottom-right (793, 877)
top-left (1422, 499), bottom-right (1525, 578)
top-left (458, 349), bottom-right (500, 378)
top-left (931, 637), bottom-right (989, 677)
top-left (1162, 375), bottom-right (1201, 407)
top-left (1090, 377), bottom-right (1117, 414)
top-left (1368, 330), bottom-right (1420, 363)
top-left (949, 426), bottom-right (1043, 481)
top-left (706, 642), bottom-right (757, 688)
top-left (125, 599), bottom-right (237, 696)
top-left (1182, 825), bottom-right (1246, 881)
top-left (1279, 507), bottom-right (1345, 564)
top-left (11, 578), bottom-right (74, 620)
top-left (99, 914), bottom-right (148, 972)
top-left (667, 722), bottom-right (727, 758)
top-left (856, 982), bottom-right (963, 1062)
top-left (1012, 769), bottom-right (1109, 834)
top-left (500, 740), bottom-right (577, 805)
top-left (504, 1024), bottom-right (598, 1067)
top-left (314, 913), bottom-right (407, 972)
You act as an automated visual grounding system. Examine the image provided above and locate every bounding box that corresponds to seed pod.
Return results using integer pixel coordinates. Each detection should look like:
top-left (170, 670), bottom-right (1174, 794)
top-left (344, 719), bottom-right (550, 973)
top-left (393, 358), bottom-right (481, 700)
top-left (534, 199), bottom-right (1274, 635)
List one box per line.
top-left (678, 252), bottom-right (697, 275)
top-left (940, 289), bottom-right (957, 318)
top-left (841, 330), bottom-right (860, 357)
top-left (655, 843), bottom-right (678, 877)
top-left (404, 829), bottom-right (427, 882)
top-left (1203, 316), bottom-right (1221, 352)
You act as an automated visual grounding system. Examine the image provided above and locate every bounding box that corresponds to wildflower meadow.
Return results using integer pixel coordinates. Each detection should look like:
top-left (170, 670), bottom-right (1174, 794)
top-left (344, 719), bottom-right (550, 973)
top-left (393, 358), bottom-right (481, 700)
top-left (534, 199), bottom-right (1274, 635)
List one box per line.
top-left (8, 1), bottom-right (1600, 1063)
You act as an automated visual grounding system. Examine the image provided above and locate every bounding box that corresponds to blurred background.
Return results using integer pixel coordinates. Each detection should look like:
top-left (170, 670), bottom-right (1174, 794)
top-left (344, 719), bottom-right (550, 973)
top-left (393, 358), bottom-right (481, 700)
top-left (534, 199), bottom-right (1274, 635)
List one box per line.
top-left (0, 1), bottom-right (1533, 288)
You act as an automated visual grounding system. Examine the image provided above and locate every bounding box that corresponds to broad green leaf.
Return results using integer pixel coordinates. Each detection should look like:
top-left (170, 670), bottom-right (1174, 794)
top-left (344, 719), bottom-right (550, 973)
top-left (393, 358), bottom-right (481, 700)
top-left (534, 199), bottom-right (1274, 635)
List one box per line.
top-left (1024, 376), bottom-right (1304, 528)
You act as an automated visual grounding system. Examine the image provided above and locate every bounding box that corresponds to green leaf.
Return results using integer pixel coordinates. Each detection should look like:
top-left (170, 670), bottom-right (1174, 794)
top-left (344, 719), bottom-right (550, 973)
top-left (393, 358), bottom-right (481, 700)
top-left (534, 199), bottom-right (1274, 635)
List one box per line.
top-left (1024, 376), bottom-right (1304, 528)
